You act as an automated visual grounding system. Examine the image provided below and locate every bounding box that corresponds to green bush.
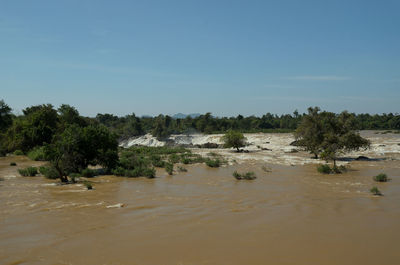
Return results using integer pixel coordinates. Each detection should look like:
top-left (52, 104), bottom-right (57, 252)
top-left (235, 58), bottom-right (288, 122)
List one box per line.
top-left (168, 154), bottom-right (180, 164)
top-left (69, 173), bottom-right (80, 183)
top-left (150, 155), bottom-right (165, 167)
top-left (112, 167), bottom-right (126, 176)
top-left (81, 168), bottom-right (96, 178)
top-left (125, 168), bottom-right (141, 178)
top-left (165, 162), bottom-right (174, 175)
top-left (13, 150), bottom-right (24, 156)
top-left (27, 146), bottom-right (46, 161)
top-left (233, 170), bottom-right (256, 180)
top-left (373, 173), bottom-right (388, 182)
top-left (205, 158), bottom-right (221, 168)
top-left (39, 166), bottom-right (59, 179)
top-left (142, 167), bottom-right (156, 178)
top-left (83, 180), bottom-right (93, 190)
top-left (127, 146), bottom-right (190, 156)
top-left (10, 162), bottom-right (17, 166)
top-left (18, 167), bottom-right (38, 177)
top-left (370, 186), bottom-right (382, 196)
top-left (317, 164), bottom-right (332, 174)
top-left (181, 157), bottom-right (191, 164)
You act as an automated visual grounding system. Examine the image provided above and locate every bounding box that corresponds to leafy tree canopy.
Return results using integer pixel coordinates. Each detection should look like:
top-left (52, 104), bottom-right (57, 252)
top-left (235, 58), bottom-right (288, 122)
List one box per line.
top-left (295, 107), bottom-right (370, 165)
top-left (221, 130), bottom-right (246, 151)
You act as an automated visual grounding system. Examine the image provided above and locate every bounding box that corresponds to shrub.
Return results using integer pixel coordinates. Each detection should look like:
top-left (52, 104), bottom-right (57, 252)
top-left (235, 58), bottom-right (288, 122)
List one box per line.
top-left (233, 170), bottom-right (256, 180)
top-left (112, 167), bottom-right (126, 176)
top-left (125, 168), bottom-right (141, 178)
top-left (165, 162), bottom-right (174, 175)
top-left (317, 164), bottom-right (332, 174)
top-left (181, 158), bottom-right (191, 164)
top-left (180, 153), bottom-right (205, 164)
top-left (370, 186), bottom-right (382, 196)
top-left (39, 166), bottom-right (60, 179)
top-left (10, 162), bottom-right (17, 166)
top-left (27, 146), bottom-right (46, 161)
top-left (13, 150), bottom-right (24, 156)
top-left (81, 168), bottom-right (96, 178)
top-left (142, 167), bottom-right (156, 178)
top-left (168, 154), bottom-right (180, 164)
top-left (150, 155), bottom-right (165, 167)
top-left (83, 180), bottom-right (93, 190)
top-left (205, 158), bottom-right (221, 168)
top-left (69, 173), bottom-right (81, 183)
top-left (373, 173), bottom-right (388, 182)
top-left (177, 166), bottom-right (187, 172)
top-left (18, 167), bottom-right (38, 177)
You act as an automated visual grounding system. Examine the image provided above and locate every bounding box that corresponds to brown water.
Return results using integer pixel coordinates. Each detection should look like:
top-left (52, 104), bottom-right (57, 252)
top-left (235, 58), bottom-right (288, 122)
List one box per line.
top-left (1, 155), bottom-right (400, 265)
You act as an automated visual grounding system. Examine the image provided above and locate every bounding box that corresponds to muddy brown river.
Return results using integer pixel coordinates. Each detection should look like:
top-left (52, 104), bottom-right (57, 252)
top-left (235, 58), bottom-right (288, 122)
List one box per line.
top-left (1, 147), bottom-right (400, 264)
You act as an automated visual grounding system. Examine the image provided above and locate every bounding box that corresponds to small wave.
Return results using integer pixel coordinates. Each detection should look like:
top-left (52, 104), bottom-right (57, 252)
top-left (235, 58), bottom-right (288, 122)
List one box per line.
top-left (106, 203), bottom-right (125, 208)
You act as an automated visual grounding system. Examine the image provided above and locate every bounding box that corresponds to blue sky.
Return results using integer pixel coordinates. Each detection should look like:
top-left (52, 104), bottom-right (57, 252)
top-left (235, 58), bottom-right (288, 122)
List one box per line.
top-left (1, 0), bottom-right (399, 117)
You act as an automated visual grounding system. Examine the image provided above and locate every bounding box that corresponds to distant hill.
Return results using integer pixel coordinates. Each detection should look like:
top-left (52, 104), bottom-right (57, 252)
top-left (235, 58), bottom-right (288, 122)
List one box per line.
top-left (172, 113), bottom-right (201, 119)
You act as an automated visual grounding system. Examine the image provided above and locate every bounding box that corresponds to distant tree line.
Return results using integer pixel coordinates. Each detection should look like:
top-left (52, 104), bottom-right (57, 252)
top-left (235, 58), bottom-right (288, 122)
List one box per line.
top-left (1, 99), bottom-right (399, 150)
top-left (95, 110), bottom-right (400, 140)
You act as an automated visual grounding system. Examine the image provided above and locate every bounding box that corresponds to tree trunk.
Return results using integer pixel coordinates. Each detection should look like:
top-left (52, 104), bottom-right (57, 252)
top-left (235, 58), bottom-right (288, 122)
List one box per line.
top-left (236, 147), bottom-right (240, 152)
top-left (314, 153), bottom-right (318, 159)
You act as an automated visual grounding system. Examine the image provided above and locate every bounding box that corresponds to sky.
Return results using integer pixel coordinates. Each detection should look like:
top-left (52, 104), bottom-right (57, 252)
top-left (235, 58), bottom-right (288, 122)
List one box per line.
top-left (1, 0), bottom-right (399, 117)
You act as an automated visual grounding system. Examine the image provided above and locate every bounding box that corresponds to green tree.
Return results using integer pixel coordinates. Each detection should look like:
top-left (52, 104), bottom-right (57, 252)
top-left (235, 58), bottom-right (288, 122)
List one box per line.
top-left (221, 130), bottom-right (246, 151)
top-left (4, 104), bottom-right (59, 152)
top-left (319, 111), bottom-right (370, 167)
top-left (58, 104), bottom-right (87, 129)
top-left (0, 100), bottom-right (12, 132)
top-left (44, 124), bottom-right (118, 182)
top-left (294, 107), bottom-right (324, 158)
top-left (295, 107), bottom-right (370, 168)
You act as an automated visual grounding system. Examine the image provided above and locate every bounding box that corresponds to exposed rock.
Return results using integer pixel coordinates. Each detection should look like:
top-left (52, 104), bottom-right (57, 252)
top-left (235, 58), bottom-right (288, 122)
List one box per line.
top-left (355, 156), bottom-right (370, 161)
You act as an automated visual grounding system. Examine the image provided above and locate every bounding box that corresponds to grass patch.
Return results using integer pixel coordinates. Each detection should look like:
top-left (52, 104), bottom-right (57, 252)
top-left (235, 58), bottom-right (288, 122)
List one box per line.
top-left (373, 173), bottom-right (388, 182)
top-left (83, 180), bottom-right (93, 190)
top-left (205, 158), bottom-right (221, 168)
top-left (233, 171), bottom-right (257, 180)
top-left (370, 186), bottom-right (382, 196)
top-left (18, 167), bottom-right (38, 177)
top-left (317, 164), bottom-right (332, 174)
top-left (39, 166), bottom-right (59, 179)
top-left (126, 146), bottom-right (190, 155)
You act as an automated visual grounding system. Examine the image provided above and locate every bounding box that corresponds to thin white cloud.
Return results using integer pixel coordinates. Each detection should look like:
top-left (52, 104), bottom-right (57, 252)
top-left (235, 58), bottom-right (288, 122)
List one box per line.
top-left (285, 75), bottom-right (351, 81)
